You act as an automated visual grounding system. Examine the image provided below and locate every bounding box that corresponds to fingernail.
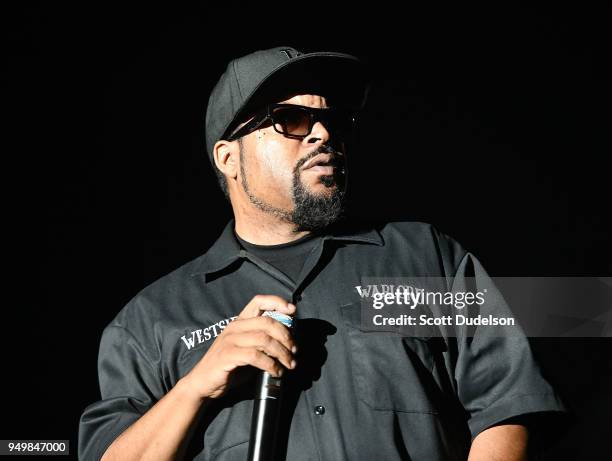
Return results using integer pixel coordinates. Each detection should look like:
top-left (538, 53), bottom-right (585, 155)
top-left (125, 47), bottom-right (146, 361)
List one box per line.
top-left (291, 345), bottom-right (297, 354)
top-left (278, 368), bottom-right (284, 377)
top-left (290, 360), bottom-right (297, 369)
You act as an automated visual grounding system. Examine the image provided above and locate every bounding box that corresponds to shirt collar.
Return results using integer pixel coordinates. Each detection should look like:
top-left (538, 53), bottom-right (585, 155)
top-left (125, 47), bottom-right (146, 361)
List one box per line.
top-left (192, 218), bottom-right (383, 277)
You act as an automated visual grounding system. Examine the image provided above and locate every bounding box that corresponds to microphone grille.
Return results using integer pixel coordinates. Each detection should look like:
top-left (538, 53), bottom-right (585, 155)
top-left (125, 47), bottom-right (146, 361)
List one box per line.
top-left (262, 311), bottom-right (294, 329)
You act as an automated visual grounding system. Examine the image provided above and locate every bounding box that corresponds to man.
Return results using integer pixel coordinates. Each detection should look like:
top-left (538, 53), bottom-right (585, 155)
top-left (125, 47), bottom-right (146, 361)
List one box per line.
top-left (79, 46), bottom-right (565, 460)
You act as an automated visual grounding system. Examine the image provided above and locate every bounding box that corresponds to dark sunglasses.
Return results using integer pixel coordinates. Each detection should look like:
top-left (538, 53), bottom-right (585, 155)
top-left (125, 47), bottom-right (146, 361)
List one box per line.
top-left (226, 104), bottom-right (357, 141)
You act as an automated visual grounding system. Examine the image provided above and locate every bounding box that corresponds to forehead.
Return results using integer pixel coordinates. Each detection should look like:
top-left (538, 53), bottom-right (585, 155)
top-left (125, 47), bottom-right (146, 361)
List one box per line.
top-left (277, 94), bottom-right (329, 108)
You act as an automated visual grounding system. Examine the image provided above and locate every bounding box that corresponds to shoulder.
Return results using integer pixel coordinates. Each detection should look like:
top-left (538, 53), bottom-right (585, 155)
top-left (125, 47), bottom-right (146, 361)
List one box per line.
top-left (346, 220), bottom-right (470, 277)
top-left (378, 220), bottom-right (445, 243)
top-left (104, 220), bottom-right (239, 338)
top-left (107, 252), bottom-right (208, 333)
top-left (379, 221), bottom-right (467, 257)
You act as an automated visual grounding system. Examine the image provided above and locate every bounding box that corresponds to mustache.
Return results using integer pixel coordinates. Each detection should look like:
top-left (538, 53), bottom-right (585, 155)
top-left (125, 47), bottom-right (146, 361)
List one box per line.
top-left (294, 145), bottom-right (345, 171)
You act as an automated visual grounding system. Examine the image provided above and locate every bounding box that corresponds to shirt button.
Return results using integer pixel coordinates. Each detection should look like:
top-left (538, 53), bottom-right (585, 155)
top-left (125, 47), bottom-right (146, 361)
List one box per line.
top-left (314, 405), bottom-right (325, 415)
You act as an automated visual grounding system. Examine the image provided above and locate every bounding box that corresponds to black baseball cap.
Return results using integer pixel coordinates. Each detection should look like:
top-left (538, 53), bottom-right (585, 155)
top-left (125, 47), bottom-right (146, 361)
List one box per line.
top-left (204, 46), bottom-right (370, 164)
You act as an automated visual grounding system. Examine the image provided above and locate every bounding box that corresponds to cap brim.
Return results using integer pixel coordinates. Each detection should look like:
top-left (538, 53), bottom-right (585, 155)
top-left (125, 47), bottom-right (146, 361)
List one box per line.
top-left (222, 52), bottom-right (369, 139)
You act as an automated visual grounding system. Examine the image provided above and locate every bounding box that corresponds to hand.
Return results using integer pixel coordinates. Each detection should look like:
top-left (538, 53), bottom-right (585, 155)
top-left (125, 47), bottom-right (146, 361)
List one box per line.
top-left (181, 295), bottom-right (297, 400)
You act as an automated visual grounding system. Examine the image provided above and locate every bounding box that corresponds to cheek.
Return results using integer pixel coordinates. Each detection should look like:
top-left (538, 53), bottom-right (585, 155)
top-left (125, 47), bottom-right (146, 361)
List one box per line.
top-left (255, 135), bottom-right (297, 187)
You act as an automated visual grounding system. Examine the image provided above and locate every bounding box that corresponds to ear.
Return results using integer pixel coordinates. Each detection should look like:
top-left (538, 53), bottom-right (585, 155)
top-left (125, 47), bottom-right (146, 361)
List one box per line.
top-left (213, 139), bottom-right (239, 180)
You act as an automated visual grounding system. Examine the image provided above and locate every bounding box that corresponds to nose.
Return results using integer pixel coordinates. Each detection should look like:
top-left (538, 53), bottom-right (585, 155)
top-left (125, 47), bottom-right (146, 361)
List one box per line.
top-left (303, 120), bottom-right (330, 146)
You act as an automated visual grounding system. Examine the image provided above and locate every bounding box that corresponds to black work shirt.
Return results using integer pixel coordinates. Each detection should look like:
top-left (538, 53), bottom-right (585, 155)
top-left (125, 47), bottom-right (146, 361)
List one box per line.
top-left (78, 220), bottom-right (566, 460)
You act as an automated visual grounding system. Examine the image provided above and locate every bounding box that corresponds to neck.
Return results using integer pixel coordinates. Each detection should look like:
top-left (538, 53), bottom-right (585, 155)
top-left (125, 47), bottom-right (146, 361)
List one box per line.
top-left (232, 199), bottom-right (310, 245)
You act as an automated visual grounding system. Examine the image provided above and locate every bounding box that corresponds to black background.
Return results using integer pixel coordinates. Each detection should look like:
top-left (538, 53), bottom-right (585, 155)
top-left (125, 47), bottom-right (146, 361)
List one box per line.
top-left (3, 2), bottom-right (611, 459)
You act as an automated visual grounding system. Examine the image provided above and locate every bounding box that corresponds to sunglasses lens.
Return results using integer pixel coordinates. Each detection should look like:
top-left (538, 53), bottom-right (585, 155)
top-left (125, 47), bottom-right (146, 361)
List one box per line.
top-left (271, 106), bottom-right (356, 137)
top-left (323, 109), bottom-right (355, 134)
top-left (272, 107), bottom-right (311, 136)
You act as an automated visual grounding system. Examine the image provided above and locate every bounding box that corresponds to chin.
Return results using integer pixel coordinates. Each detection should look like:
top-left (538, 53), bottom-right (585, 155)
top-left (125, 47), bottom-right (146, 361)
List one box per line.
top-left (310, 181), bottom-right (337, 195)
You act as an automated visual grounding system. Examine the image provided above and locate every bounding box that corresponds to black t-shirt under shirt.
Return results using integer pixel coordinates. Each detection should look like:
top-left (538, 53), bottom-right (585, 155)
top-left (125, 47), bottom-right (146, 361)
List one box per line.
top-left (234, 231), bottom-right (321, 284)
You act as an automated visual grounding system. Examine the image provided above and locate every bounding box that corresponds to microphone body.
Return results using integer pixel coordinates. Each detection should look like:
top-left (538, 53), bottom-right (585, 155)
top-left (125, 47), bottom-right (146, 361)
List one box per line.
top-left (247, 311), bottom-right (294, 461)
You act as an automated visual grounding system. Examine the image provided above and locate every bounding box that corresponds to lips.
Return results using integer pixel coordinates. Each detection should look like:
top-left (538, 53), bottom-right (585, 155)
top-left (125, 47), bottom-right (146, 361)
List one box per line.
top-left (305, 165), bottom-right (336, 175)
top-left (301, 153), bottom-right (335, 172)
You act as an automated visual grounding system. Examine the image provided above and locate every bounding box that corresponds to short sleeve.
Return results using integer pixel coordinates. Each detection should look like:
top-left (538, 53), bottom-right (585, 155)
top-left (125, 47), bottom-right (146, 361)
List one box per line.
top-left (78, 325), bottom-right (165, 461)
top-left (450, 252), bottom-right (567, 439)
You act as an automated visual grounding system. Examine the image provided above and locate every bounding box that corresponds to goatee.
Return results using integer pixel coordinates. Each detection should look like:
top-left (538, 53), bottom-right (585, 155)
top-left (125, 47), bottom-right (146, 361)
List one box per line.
top-left (290, 160), bottom-right (345, 232)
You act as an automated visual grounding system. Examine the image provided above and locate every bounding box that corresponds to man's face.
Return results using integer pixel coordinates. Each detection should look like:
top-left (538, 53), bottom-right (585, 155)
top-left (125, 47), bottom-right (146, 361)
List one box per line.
top-left (237, 94), bottom-right (348, 231)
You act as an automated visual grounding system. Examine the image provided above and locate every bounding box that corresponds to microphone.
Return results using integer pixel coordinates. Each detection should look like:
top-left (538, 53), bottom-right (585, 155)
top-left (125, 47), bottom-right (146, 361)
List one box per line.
top-left (247, 311), bottom-right (294, 461)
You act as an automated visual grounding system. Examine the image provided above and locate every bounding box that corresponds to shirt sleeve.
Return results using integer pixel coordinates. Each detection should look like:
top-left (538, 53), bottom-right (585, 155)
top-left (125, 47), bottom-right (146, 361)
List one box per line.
top-left (450, 252), bottom-right (567, 439)
top-left (78, 324), bottom-right (165, 461)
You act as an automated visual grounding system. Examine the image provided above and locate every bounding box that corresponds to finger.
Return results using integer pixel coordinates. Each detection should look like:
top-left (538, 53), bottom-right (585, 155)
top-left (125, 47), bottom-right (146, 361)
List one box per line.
top-left (233, 346), bottom-right (284, 377)
top-left (226, 316), bottom-right (296, 353)
top-left (231, 331), bottom-right (295, 369)
top-left (237, 295), bottom-right (296, 320)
